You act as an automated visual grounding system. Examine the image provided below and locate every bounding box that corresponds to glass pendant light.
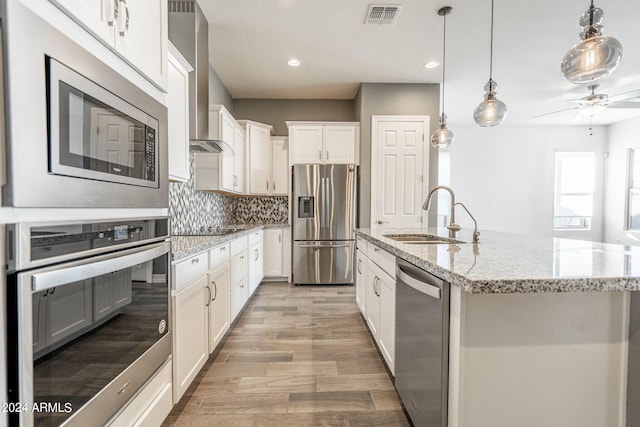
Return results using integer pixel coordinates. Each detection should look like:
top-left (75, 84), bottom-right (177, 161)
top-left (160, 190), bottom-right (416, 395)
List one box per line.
top-left (473, 0), bottom-right (507, 127)
top-left (431, 6), bottom-right (453, 148)
top-left (561, 0), bottom-right (622, 84)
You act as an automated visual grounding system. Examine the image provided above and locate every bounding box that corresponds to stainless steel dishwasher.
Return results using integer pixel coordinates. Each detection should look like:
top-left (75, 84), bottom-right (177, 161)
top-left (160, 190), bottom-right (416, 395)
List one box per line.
top-left (395, 258), bottom-right (450, 427)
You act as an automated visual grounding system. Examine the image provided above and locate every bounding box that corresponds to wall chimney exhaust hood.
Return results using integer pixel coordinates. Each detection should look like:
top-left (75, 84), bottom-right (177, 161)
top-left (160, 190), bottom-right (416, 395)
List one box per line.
top-left (189, 139), bottom-right (223, 153)
top-left (168, 0), bottom-right (222, 153)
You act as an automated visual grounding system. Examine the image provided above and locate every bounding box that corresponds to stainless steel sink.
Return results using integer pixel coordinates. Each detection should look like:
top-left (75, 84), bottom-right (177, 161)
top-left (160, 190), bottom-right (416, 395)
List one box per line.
top-left (383, 234), bottom-right (463, 244)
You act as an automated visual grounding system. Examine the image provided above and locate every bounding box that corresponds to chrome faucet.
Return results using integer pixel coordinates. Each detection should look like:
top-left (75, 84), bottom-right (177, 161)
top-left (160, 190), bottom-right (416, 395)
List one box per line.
top-left (422, 185), bottom-right (461, 237)
top-left (455, 202), bottom-right (480, 243)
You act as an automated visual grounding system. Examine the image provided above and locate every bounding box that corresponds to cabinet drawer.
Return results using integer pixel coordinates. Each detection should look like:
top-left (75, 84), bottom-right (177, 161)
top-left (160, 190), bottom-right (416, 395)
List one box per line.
top-left (356, 236), bottom-right (368, 255)
top-left (248, 229), bottom-right (264, 246)
top-left (174, 252), bottom-right (208, 290)
top-left (369, 244), bottom-right (395, 278)
top-left (230, 250), bottom-right (249, 285)
top-left (209, 243), bottom-right (230, 270)
top-left (230, 236), bottom-right (249, 257)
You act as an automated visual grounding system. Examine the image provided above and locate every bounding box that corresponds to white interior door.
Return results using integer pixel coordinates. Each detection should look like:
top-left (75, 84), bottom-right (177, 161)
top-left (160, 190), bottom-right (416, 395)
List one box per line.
top-left (372, 116), bottom-right (429, 229)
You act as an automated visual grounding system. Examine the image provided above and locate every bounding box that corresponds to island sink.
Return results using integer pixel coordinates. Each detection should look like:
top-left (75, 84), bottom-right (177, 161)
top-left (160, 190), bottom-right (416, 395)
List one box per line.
top-left (383, 233), bottom-right (464, 244)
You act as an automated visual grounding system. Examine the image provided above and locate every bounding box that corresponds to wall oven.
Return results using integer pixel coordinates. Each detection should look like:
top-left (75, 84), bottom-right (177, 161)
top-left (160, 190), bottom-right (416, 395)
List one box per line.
top-left (0, 1), bottom-right (168, 208)
top-left (6, 218), bottom-right (171, 427)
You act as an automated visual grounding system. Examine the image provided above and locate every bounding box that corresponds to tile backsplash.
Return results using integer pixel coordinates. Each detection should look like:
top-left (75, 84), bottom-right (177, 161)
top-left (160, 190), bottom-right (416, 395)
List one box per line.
top-left (233, 196), bottom-right (288, 224)
top-left (169, 154), bottom-right (288, 234)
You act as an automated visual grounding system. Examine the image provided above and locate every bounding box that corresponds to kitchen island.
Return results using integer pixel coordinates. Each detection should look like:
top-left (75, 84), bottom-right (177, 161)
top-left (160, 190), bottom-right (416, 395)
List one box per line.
top-left (356, 227), bottom-right (640, 427)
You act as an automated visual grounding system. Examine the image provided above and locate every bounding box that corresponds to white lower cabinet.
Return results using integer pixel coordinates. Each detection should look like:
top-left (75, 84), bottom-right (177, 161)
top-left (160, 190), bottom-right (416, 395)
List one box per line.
top-left (248, 231), bottom-right (264, 294)
top-left (93, 269), bottom-right (132, 321)
top-left (355, 249), bottom-right (368, 316)
top-left (362, 242), bottom-right (396, 375)
top-left (366, 263), bottom-right (381, 338)
top-left (47, 280), bottom-right (93, 348)
top-left (378, 268), bottom-right (396, 374)
top-left (264, 229), bottom-right (283, 277)
top-left (207, 262), bottom-right (230, 354)
top-left (172, 275), bottom-right (208, 403)
top-left (231, 276), bottom-right (249, 321)
top-left (230, 247), bottom-right (249, 321)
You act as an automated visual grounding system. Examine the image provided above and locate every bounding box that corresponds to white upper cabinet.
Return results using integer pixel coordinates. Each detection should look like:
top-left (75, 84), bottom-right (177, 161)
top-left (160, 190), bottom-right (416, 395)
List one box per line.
top-left (271, 137), bottom-right (289, 196)
top-left (234, 124), bottom-right (245, 194)
top-left (194, 106), bottom-right (245, 194)
top-left (239, 121), bottom-right (282, 196)
top-left (289, 124), bottom-right (324, 164)
top-left (287, 122), bottom-right (360, 165)
top-left (167, 43), bottom-right (192, 182)
top-left (50, 0), bottom-right (168, 90)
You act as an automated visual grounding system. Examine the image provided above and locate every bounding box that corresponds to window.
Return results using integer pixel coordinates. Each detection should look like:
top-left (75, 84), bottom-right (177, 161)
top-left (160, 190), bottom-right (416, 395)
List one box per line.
top-left (627, 148), bottom-right (640, 230)
top-left (553, 152), bottom-right (595, 230)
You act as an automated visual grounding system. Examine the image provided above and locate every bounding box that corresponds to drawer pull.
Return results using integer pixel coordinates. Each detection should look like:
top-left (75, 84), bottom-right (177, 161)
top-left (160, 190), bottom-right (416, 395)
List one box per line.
top-left (191, 258), bottom-right (200, 264)
top-left (205, 285), bottom-right (212, 307)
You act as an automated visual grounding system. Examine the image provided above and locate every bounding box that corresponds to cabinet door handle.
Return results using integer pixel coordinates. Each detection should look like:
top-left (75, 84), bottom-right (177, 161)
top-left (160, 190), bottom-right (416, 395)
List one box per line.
top-left (266, 180), bottom-right (269, 191)
top-left (279, 234), bottom-right (281, 243)
top-left (318, 150), bottom-right (322, 161)
top-left (254, 249), bottom-right (259, 261)
top-left (205, 285), bottom-right (212, 307)
top-left (240, 255), bottom-right (245, 260)
top-left (273, 181), bottom-right (276, 191)
top-left (357, 259), bottom-right (362, 274)
top-left (326, 150), bottom-right (329, 162)
top-left (211, 280), bottom-right (217, 301)
top-left (108, 0), bottom-right (119, 26)
top-left (118, 0), bottom-right (129, 36)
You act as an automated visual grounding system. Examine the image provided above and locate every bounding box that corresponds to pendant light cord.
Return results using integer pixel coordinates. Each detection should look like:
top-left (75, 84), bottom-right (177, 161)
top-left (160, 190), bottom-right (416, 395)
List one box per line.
top-left (441, 11), bottom-right (447, 118)
top-left (489, 0), bottom-right (494, 82)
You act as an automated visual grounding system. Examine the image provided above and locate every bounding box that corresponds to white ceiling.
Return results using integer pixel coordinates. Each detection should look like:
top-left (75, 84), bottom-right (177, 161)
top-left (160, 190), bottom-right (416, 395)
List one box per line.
top-left (198, 0), bottom-right (640, 126)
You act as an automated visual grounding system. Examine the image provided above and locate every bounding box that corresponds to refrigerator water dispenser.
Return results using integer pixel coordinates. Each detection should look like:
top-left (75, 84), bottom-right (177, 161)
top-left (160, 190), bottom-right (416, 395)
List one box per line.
top-left (298, 197), bottom-right (315, 218)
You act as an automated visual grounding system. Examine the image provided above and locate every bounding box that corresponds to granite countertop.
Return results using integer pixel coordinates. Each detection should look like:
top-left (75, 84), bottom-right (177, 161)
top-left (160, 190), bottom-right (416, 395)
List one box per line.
top-left (171, 224), bottom-right (288, 262)
top-left (356, 227), bottom-right (640, 294)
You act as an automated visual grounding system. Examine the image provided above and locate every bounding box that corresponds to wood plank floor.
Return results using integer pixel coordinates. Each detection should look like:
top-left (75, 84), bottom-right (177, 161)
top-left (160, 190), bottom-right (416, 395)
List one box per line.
top-left (162, 282), bottom-right (411, 427)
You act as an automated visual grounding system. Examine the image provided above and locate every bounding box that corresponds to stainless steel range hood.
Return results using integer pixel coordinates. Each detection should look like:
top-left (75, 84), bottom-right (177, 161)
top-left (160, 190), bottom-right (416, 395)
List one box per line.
top-left (168, 0), bottom-right (221, 153)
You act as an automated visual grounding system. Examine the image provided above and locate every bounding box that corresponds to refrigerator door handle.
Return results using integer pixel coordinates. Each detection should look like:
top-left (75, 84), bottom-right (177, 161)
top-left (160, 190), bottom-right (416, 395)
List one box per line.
top-left (321, 177), bottom-right (327, 229)
top-left (324, 176), bottom-right (330, 229)
top-left (298, 243), bottom-right (352, 249)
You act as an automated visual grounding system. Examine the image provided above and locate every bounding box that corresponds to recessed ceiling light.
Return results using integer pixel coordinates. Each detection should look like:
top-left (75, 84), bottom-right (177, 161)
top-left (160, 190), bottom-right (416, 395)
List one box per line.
top-left (424, 61), bottom-right (439, 69)
top-left (287, 58), bottom-right (301, 67)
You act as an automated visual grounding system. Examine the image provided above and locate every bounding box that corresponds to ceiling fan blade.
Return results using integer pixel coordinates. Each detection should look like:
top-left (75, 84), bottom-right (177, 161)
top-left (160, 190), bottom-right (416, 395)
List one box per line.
top-left (534, 106), bottom-right (579, 118)
top-left (608, 89), bottom-right (640, 102)
top-left (571, 112), bottom-right (584, 122)
top-left (608, 101), bottom-right (640, 109)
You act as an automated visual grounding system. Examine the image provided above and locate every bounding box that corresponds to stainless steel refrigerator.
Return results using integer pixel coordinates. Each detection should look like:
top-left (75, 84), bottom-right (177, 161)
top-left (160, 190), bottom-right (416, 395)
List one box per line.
top-left (292, 164), bottom-right (357, 285)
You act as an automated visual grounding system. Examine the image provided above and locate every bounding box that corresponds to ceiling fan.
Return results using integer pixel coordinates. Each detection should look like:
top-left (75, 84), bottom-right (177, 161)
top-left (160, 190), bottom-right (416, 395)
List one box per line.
top-left (536, 84), bottom-right (640, 121)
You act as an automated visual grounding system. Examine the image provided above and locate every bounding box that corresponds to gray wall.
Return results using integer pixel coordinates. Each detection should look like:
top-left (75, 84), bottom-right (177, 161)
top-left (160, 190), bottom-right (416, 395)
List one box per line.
top-left (356, 83), bottom-right (440, 227)
top-left (209, 66), bottom-right (233, 111)
top-left (233, 99), bottom-right (355, 135)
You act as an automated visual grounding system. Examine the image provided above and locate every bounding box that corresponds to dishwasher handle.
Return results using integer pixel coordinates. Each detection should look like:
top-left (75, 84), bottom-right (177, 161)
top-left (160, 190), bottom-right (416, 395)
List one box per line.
top-left (397, 264), bottom-right (441, 300)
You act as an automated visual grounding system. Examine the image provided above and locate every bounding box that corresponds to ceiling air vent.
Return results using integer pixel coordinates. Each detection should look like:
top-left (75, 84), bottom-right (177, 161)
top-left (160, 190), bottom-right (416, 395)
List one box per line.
top-left (365, 5), bottom-right (401, 25)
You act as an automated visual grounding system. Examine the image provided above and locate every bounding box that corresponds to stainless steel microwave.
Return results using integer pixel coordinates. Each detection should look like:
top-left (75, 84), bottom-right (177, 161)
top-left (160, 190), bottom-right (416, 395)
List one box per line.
top-left (0, 1), bottom-right (168, 208)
